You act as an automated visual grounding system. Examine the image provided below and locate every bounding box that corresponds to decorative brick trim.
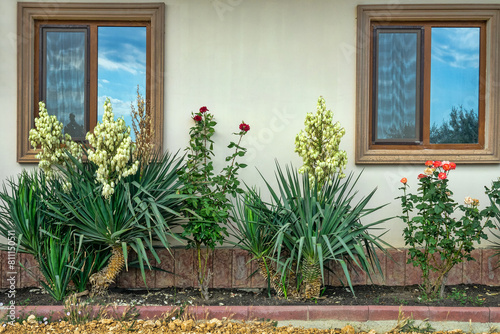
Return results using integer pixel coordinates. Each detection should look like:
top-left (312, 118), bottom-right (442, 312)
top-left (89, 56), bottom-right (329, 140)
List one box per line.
top-left (3, 248), bottom-right (500, 289)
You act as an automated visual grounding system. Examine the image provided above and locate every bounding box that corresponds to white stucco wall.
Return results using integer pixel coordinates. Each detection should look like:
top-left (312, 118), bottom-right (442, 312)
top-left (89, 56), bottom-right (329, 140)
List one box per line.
top-left (1, 0), bottom-right (500, 247)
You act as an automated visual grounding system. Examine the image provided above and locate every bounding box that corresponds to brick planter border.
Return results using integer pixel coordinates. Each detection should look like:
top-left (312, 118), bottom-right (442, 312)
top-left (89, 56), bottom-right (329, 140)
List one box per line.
top-left (0, 305), bottom-right (498, 323)
top-left (4, 248), bottom-right (500, 290)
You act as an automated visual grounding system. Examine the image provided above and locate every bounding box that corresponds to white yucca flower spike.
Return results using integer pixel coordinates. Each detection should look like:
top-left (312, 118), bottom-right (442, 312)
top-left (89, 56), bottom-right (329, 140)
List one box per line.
top-left (86, 97), bottom-right (138, 198)
top-left (294, 96), bottom-right (347, 187)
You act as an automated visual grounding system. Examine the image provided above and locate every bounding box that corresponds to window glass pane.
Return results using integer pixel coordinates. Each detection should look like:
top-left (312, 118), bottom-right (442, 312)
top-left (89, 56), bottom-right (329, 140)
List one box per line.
top-left (98, 26), bottom-right (147, 140)
top-left (430, 27), bottom-right (480, 144)
top-left (375, 31), bottom-right (420, 142)
top-left (44, 29), bottom-right (87, 140)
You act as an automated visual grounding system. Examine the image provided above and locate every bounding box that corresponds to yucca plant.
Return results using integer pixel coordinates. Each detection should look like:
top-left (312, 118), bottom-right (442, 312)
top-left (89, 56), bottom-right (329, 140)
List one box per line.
top-left (71, 244), bottom-right (111, 293)
top-left (0, 170), bottom-right (63, 255)
top-left (37, 227), bottom-right (81, 301)
top-left (48, 151), bottom-right (186, 296)
top-left (230, 189), bottom-right (291, 297)
top-left (260, 163), bottom-right (390, 299)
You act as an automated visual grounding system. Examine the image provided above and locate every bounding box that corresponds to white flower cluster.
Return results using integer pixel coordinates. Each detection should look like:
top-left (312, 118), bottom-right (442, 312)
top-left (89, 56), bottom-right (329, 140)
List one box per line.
top-left (86, 98), bottom-right (139, 198)
top-left (29, 102), bottom-right (82, 178)
top-left (294, 96), bottom-right (347, 186)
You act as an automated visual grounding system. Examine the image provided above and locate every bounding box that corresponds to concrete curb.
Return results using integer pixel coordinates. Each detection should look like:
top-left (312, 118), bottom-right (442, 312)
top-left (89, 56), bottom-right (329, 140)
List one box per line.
top-left (4, 305), bottom-right (499, 323)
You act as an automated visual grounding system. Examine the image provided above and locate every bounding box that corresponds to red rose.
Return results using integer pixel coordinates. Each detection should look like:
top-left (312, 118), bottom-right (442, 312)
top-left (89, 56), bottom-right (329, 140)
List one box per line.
top-left (199, 106), bottom-right (208, 113)
top-left (438, 172), bottom-right (447, 180)
top-left (433, 161), bottom-right (442, 168)
top-left (193, 115), bottom-right (202, 122)
top-left (449, 162), bottom-right (456, 170)
top-left (417, 174), bottom-right (427, 179)
top-left (239, 122), bottom-right (250, 132)
top-left (425, 160), bottom-right (434, 167)
top-left (442, 164), bottom-right (450, 171)
top-left (400, 177), bottom-right (407, 184)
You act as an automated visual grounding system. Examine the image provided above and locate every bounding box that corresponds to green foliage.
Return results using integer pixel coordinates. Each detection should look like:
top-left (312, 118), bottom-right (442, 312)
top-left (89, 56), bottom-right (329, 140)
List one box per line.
top-left (230, 190), bottom-right (278, 297)
top-left (36, 228), bottom-right (80, 301)
top-left (0, 171), bottom-right (86, 300)
top-left (485, 178), bottom-right (500, 262)
top-left (295, 96), bottom-right (347, 186)
top-left (48, 151), bottom-right (186, 284)
top-left (0, 170), bottom-right (61, 255)
top-left (232, 162), bottom-right (390, 298)
top-left (399, 160), bottom-right (493, 299)
top-left (430, 105), bottom-right (479, 144)
top-left (178, 107), bottom-right (249, 298)
top-left (71, 245), bottom-right (111, 293)
top-left (447, 288), bottom-right (485, 306)
top-left (179, 107), bottom-right (249, 250)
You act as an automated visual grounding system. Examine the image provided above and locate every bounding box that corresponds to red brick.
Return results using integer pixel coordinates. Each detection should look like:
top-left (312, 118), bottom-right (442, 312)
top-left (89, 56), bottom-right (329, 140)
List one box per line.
top-left (248, 306), bottom-right (308, 321)
top-left (368, 305), bottom-right (429, 321)
top-left (16, 306), bottom-right (66, 320)
top-left (446, 261), bottom-right (463, 286)
top-left (349, 265), bottom-right (367, 286)
top-left (232, 249), bottom-right (252, 288)
top-left (368, 249), bottom-right (386, 285)
top-left (19, 253), bottom-right (39, 287)
top-left (187, 305), bottom-right (249, 321)
top-left (117, 252), bottom-right (138, 288)
top-left (193, 248), bottom-right (213, 289)
top-left (463, 249), bottom-right (482, 284)
top-left (155, 249), bottom-right (175, 288)
top-left (135, 250), bottom-right (156, 289)
top-left (308, 305), bottom-right (369, 321)
top-left (405, 251), bottom-right (423, 286)
top-left (386, 249), bottom-right (406, 286)
top-left (212, 249), bottom-right (232, 288)
top-left (482, 249), bottom-right (500, 286)
top-left (427, 306), bottom-right (489, 322)
top-left (174, 248), bottom-right (194, 288)
top-left (135, 306), bottom-right (175, 319)
top-left (327, 260), bottom-right (344, 287)
top-left (489, 307), bottom-right (500, 322)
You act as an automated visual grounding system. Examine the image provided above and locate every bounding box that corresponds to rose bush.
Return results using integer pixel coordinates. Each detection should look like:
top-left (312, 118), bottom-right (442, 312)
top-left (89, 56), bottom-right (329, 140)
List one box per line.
top-left (179, 106), bottom-right (250, 300)
top-left (399, 161), bottom-right (493, 299)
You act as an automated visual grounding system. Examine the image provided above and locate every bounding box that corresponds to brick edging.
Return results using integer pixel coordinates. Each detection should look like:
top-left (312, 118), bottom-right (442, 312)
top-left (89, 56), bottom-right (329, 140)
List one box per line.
top-left (4, 305), bottom-right (500, 323)
top-left (6, 248), bottom-right (500, 289)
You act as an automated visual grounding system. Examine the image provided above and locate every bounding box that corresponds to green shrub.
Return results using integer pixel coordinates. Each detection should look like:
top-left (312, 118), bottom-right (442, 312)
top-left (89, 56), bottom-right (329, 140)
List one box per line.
top-left (399, 160), bottom-right (493, 299)
top-left (232, 162), bottom-right (390, 299)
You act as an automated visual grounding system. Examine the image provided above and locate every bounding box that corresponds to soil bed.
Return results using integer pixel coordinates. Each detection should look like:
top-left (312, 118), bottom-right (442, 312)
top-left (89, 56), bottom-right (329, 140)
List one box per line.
top-left (5, 284), bottom-right (500, 307)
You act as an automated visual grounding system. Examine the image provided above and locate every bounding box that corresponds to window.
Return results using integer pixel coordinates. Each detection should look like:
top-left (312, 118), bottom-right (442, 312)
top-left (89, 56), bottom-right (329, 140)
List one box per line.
top-left (356, 5), bottom-right (500, 164)
top-left (17, 3), bottom-right (165, 163)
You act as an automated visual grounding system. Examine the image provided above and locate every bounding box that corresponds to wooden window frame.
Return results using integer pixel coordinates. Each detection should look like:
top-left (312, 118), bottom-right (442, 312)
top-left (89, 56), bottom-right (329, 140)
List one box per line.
top-left (356, 4), bottom-right (500, 164)
top-left (17, 2), bottom-right (165, 163)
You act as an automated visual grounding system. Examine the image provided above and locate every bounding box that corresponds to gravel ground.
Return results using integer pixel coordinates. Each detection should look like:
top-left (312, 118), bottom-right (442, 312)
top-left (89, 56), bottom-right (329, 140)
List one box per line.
top-left (0, 317), bottom-right (494, 334)
top-left (0, 318), bottom-right (357, 334)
